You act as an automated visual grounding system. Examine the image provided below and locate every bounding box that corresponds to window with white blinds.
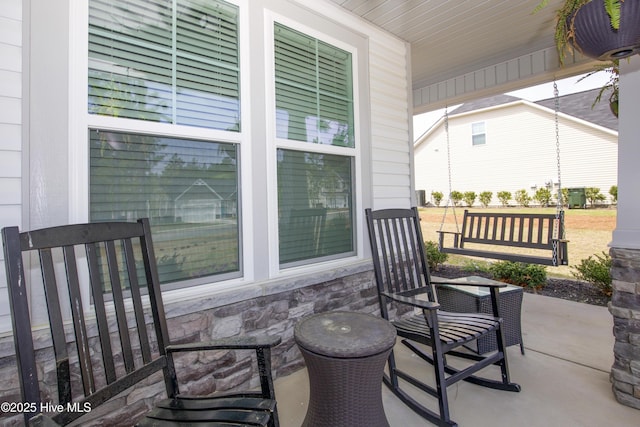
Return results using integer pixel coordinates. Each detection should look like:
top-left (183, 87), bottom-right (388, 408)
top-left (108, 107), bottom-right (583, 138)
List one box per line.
top-left (274, 23), bottom-right (356, 267)
top-left (88, 0), bottom-right (240, 131)
top-left (277, 149), bottom-right (354, 265)
top-left (89, 130), bottom-right (240, 284)
top-left (274, 23), bottom-right (354, 146)
top-left (87, 0), bottom-right (242, 286)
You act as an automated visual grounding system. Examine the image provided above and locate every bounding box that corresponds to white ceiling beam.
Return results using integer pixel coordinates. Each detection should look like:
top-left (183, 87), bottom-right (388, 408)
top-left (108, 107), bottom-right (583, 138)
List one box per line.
top-left (412, 47), bottom-right (599, 114)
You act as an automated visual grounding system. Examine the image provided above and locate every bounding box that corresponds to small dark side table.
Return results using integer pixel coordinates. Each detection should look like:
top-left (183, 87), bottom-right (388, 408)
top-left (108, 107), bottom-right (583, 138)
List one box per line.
top-left (294, 311), bottom-right (397, 427)
top-left (434, 275), bottom-right (525, 354)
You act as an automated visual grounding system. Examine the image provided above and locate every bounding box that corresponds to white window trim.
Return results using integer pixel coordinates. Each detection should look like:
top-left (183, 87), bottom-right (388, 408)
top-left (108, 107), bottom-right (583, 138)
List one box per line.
top-left (68, 0), bottom-right (257, 305)
top-left (263, 11), bottom-right (363, 278)
top-left (69, 0), bottom-right (89, 226)
top-left (66, 2), bottom-right (366, 304)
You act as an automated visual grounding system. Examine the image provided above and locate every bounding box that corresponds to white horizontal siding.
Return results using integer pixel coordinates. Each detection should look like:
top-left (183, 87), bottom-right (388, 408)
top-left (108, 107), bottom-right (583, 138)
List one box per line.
top-left (0, 150), bottom-right (20, 178)
top-left (0, 0), bottom-right (23, 334)
top-left (0, 42), bottom-right (21, 73)
top-left (0, 97), bottom-right (20, 125)
top-left (0, 123), bottom-right (21, 151)
top-left (369, 37), bottom-right (411, 209)
top-left (0, 69), bottom-right (21, 97)
top-left (0, 205), bottom-right (21, 228)
top-left (415, 103), bottom-right (618, 206)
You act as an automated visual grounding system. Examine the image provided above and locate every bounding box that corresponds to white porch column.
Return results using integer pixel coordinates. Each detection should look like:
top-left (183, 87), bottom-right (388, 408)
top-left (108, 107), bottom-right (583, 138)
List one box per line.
top-left (609, 55), bottom-right (640, 410)
top-left (612, 56), bottom-right (640, 249)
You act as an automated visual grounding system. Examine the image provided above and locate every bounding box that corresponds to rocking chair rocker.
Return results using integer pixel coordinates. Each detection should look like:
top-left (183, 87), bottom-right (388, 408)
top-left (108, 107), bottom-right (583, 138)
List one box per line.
top-left (365, 207), bottom-right (520, 426)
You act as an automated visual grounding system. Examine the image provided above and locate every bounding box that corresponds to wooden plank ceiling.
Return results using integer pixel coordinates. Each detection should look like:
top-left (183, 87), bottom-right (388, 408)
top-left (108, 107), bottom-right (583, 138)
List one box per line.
top-left (328, 0), bottom-right (597, 111)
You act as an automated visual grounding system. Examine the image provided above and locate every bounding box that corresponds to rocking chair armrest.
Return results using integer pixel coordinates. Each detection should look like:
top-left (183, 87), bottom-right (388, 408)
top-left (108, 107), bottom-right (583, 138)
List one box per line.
top-left (381, 291), bottom-right (440, 311)
top-left (396, 285), bottom-right (433, 298)
top-left (166, 335), bottom-right (282, 353)
top-left (431, 279), bottom-right (506, 289)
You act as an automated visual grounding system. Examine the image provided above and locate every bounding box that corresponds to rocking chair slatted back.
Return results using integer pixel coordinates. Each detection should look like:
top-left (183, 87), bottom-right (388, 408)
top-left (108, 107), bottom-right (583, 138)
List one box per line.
top-left (3, 221), bottom-right (173, 425)
top-left (366, 207), bottom-right (520, 426)
top-left (368, 208), bottom-right (435, 302)
top-left (3, 219), bottom-right (280, 426)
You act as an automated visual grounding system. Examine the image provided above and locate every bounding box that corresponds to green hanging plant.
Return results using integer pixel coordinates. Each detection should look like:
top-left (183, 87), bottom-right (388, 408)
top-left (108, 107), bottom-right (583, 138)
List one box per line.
top-left (578, 61), bottom-right (619, 117)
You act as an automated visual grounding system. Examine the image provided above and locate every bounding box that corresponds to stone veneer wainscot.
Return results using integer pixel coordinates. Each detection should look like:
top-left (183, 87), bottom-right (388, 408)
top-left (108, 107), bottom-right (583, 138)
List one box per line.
top-left (610, 247), bottom-right (640, 409)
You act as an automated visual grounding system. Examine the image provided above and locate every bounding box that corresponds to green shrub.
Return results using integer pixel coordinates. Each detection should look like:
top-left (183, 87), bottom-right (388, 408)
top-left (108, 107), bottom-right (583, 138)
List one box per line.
top-left (479, 191), bottom-right (492, 208)
top-left (489, 261), bottom-right (547, 290)
top-left (609, 185), bottom-right (618, 203)
top-left (585, 187), bottom-right (606, 207)
top-left (450, 191), bottom-right (463, 207)
top-left (497, 191), bottom-right (511, 207)
top-left (534, 188), bottom-right (552, 207)
top-left (461, 259), bottom-right (492, 274)
top-left (514, 189), bottom-right (531, 207)
top-left (571, 252), bottom-right (612, 296)
top-left (463, 191), bottom-right (477, 207)
top-left (431, 191), bottom-right (444, 206)
top-left (424, 240), bottom-right (448, 271)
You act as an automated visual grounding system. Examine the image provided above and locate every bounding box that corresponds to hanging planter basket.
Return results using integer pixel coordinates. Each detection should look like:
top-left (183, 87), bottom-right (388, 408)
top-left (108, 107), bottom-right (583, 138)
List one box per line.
top-left (571, 0), bottom-right (640, 61)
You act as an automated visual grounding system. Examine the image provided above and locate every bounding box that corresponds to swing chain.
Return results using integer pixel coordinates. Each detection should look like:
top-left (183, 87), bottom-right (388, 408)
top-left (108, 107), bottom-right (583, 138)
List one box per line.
top-left (552, 80), bottom-right (565, 266)
top-left (440, 107), bottom-right (459, 234)
top-left (554, 81), bottom-right (563, 210)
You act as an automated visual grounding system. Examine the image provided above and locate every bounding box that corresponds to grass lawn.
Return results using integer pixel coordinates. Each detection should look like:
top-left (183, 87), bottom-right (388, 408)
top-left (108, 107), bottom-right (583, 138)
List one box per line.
top-left (418, 206), bottom-right (616, 279)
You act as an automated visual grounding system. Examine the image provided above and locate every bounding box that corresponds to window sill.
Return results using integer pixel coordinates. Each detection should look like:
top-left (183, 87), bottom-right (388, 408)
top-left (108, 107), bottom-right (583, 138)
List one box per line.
top-left (161, 259), bottom-right (373, 318)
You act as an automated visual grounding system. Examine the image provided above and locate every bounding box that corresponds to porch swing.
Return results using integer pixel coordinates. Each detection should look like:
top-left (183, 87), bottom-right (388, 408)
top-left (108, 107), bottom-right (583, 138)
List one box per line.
top-left (436, 82), bottom-right (569, 267)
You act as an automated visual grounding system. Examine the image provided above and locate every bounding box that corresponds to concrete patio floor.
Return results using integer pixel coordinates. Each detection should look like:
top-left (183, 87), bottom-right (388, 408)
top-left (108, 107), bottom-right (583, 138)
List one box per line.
top-left (274, 292), bottom-right (639, 426)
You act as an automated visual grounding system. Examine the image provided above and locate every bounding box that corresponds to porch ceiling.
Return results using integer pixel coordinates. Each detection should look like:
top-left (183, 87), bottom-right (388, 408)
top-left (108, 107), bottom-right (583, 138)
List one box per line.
top-left (329, 0), bottom-right (600, 113)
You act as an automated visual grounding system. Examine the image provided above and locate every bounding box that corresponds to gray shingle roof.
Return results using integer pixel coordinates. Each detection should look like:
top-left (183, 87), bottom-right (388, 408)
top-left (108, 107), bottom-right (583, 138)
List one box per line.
top-left (449, 88), bottom-right (618, 132)
top-left (536, 88), bottom-right (618, 131)
top-left (450, 94), bottom-right (520, 114)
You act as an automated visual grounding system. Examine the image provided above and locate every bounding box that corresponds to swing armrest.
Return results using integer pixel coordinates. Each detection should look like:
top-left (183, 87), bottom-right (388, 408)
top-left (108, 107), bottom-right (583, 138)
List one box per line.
top-left (436, 230), bottom-right (461, 249)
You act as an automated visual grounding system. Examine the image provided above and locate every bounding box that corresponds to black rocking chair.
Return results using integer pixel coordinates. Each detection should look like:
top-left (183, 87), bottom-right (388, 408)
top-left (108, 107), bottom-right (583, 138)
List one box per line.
top-left (365, 208), bottom-right (520, 426)
top-left (2, 219), bottom-right (280, 426)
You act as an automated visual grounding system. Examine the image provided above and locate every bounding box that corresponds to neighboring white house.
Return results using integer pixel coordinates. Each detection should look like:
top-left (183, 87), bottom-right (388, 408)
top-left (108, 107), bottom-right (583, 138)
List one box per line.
top-left (175, 179), bottom-right (225, 223)
top-left (414, 89), bottom-right (618, 207)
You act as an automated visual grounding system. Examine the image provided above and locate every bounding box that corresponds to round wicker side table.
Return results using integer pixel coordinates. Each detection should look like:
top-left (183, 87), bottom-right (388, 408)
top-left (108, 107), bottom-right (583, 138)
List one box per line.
top-left (294, 311), bottom-right (397, 427)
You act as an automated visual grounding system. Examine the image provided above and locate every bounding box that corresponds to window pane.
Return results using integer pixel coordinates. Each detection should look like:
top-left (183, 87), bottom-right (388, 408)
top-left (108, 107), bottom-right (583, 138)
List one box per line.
top-left (277, 149), bottom-right (354, 265)
top-left (274, 23), bottom-right (354, 147)
top-left (88, 0), bottom-right (240, 131)
top-left (472, 134), bottom-right (486, 145)
top-left (471, 122), bottom-right (485, 134)
top-left (90, 130), bottom-right (240, 284)
top-left (472, 122), bottom-right (486, 145)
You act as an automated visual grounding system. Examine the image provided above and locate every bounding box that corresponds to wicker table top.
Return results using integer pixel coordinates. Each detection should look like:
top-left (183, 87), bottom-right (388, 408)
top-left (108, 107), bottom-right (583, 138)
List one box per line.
top-left (432, 275), bottom-right (522, 297)
top-left (294, 311), bottom-right (396, 358)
